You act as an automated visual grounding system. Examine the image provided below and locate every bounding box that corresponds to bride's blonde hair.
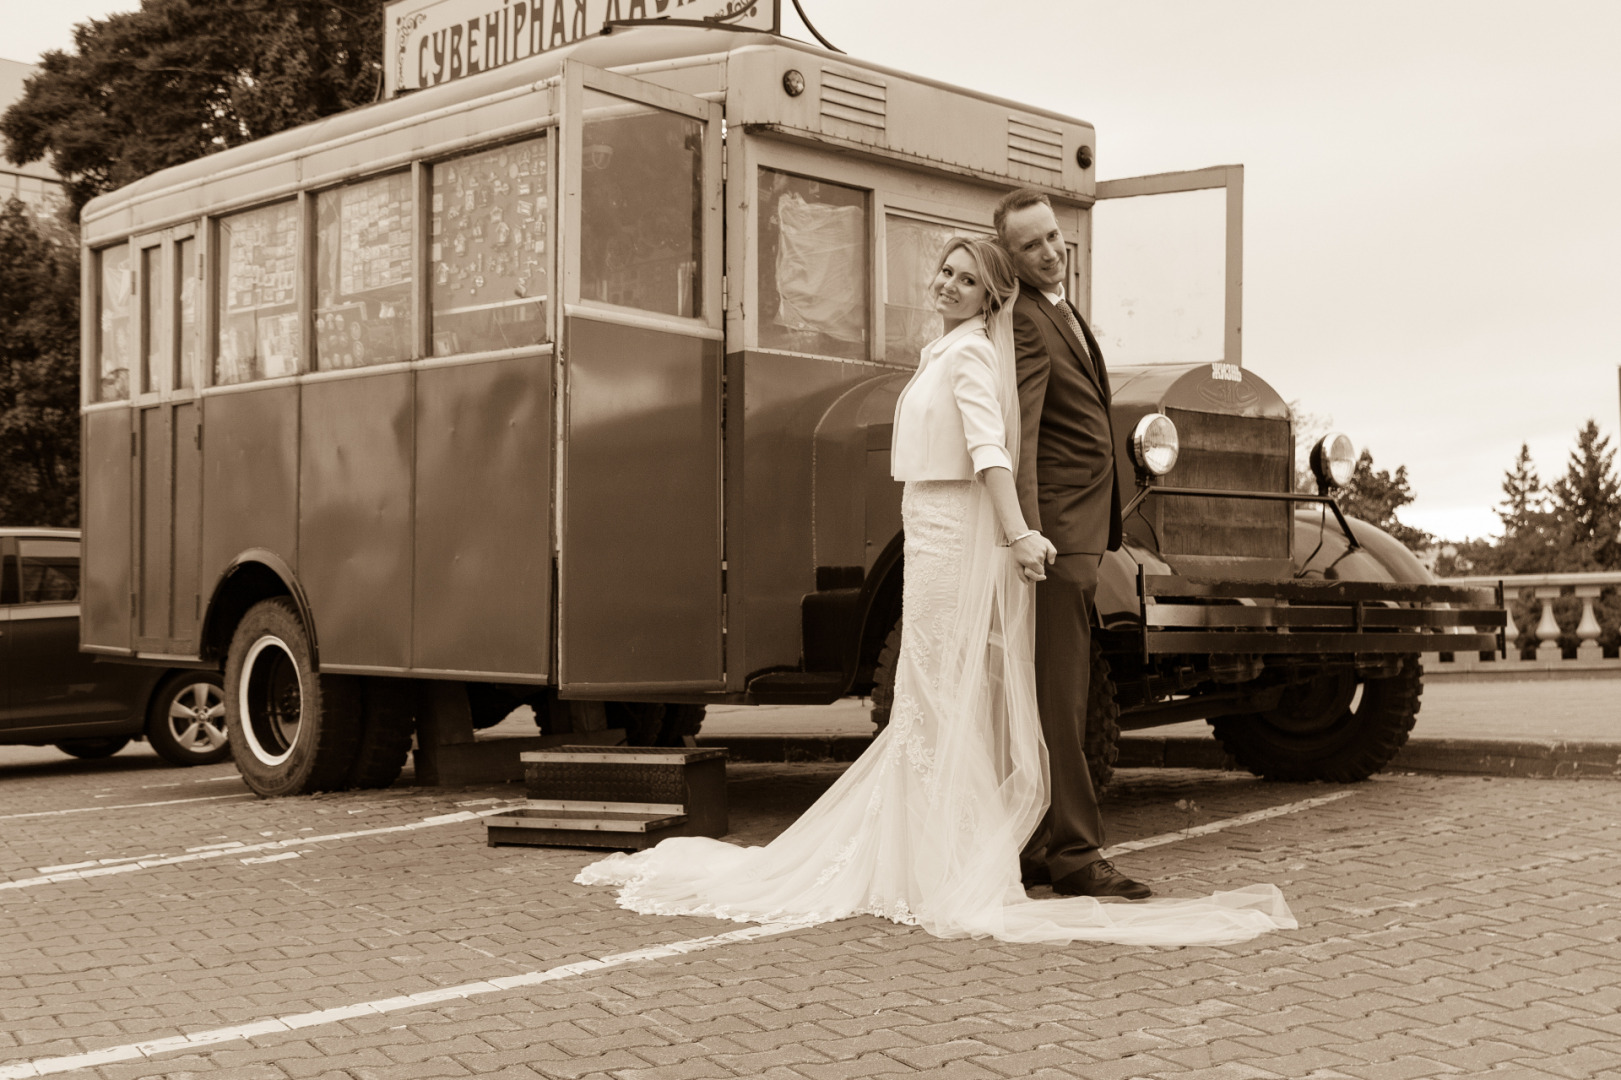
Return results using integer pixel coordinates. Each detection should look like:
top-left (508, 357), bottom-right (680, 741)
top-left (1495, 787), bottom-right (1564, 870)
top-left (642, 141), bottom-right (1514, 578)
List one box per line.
top-left (936, 237), bottom-right (1020, 320)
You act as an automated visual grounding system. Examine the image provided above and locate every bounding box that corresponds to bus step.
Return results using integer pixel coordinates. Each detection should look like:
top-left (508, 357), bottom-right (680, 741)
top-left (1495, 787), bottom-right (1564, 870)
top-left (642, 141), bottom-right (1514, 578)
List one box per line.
top-left (485, 746), bottom-right (729, 849)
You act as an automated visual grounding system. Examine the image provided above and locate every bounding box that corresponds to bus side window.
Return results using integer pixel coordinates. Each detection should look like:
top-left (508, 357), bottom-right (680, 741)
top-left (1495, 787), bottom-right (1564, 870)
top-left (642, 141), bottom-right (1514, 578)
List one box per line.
top-left (96, 243), bottom-right (132, 401)
top-left (315, 172), bottom-right (414, 370)
top-left (430, 135), bottom-right (550, 356)
top-left (884, 215), bottom-right (990, 364)
top-left (757, 170), bottom-right (868, 360)
top-left (215, 201), bottom-right (299, 385)
top-left (579, 94), bottom-right (702, 318)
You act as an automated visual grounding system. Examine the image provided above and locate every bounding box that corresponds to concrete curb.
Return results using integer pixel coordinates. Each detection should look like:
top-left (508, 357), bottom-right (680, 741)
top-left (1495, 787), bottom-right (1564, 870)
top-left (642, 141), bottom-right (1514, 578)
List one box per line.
top-left (698, 733), bottom-right (1621, 780)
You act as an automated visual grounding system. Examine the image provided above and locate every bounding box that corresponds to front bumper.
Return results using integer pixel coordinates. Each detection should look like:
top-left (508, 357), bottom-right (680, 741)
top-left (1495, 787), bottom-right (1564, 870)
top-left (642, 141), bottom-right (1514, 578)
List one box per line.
top-left (1136, 573), bottom-right (1506, 656)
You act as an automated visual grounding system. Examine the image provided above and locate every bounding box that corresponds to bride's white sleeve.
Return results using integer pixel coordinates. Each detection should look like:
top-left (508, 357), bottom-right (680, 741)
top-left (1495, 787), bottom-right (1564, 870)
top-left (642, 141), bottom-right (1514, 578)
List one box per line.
top-left (949, 335), bottom-right (1014, 474)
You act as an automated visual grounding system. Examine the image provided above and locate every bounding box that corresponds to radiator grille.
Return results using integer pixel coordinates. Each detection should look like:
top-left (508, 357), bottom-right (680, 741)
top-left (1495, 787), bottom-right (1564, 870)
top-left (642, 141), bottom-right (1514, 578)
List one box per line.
top-left (1157, 409), bottom-right (1292, 559)
top-left (1008, 117), bottom-right (1064, 176)
top-left (821, 70), bottom-right (886, 135)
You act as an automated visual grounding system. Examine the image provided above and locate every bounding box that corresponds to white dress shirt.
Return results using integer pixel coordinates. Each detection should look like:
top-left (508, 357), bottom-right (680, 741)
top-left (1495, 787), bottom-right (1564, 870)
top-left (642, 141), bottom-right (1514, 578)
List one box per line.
top-left (891, 316), bottom-right (1014, 481)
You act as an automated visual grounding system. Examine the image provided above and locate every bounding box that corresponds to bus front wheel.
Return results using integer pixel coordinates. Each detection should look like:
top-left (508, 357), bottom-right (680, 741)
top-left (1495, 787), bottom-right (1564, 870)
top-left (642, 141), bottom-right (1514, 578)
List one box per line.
top-left (225, 598), bottom-right (363, 797)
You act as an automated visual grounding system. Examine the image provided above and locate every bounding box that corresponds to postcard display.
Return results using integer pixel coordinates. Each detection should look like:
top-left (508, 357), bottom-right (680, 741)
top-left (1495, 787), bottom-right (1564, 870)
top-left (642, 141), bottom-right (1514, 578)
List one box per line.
top-left (432, 137), bottom-right (549, 356)
top-left (316, 172), bottom-right (414, 370)
top-left (218, 203), bottom-right (299, 384)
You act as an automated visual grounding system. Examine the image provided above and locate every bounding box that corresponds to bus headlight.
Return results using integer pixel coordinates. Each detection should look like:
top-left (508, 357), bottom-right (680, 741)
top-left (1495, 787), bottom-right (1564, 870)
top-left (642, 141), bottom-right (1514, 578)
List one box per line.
top-left (1310, 432), bottom-right (1356, 490)
top-left (1130, 413), bottom-right (1180, 476)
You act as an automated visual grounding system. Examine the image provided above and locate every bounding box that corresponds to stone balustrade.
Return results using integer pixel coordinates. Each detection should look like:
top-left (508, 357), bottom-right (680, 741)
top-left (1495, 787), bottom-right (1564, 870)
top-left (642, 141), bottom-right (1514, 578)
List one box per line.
top-left (1426, 571), bottom-right (1621, 677)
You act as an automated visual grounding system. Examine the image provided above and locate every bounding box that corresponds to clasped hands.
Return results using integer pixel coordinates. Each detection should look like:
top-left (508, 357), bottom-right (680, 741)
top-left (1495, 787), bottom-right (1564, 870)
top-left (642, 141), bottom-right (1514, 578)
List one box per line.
top-left (1010, 530), bottom-right (1058, 583)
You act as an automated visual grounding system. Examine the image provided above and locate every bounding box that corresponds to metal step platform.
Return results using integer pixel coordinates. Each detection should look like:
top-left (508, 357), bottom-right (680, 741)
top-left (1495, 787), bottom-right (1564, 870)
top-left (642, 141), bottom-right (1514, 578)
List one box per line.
top-left (485, 745), bottom-right (728, 850)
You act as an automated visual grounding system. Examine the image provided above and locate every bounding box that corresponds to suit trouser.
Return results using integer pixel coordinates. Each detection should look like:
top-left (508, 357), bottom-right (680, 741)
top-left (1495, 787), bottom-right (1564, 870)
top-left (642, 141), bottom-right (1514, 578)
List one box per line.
top-left (1022, 552), bottom-right (1107, 880)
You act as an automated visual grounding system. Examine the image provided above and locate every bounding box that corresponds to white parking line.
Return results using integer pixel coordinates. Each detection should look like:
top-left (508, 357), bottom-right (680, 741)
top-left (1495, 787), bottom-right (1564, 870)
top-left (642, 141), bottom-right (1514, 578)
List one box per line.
top-left (0, 792), bottom-right (253, 822)
top-left (0, 806), bottom-right (525, 893)
top-left (1101, 790), bottom-right (1357, 858)
top-left (0, 919), bottom-right (815, 1079)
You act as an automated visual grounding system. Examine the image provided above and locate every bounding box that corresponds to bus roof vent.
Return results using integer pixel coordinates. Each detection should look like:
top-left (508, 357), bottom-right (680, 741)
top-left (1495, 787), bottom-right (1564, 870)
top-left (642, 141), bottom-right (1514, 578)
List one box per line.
top-left (820, 68), bottom-right (887, 140)
top-left (1008, 116), bottom-right (1064, 178)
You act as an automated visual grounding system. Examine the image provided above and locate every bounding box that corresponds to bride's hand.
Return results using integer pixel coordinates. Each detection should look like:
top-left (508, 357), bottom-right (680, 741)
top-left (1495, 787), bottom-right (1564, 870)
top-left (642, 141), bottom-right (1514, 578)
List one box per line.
top-left (1012, 532), bottom-right (1057, 583)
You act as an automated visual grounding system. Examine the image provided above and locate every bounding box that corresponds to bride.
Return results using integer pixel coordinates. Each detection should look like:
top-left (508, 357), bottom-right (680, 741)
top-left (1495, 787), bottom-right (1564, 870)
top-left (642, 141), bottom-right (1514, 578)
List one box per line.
top-left (577, 239), bottom-right (1295, 946)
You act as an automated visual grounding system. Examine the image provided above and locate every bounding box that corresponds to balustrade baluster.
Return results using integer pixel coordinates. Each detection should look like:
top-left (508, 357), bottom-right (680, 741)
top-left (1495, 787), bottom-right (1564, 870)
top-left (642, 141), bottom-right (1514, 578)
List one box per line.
top-left (1534, 586), bottom-right (1563, 661)
top-left (1574, 585), bottom-right (1604, 661)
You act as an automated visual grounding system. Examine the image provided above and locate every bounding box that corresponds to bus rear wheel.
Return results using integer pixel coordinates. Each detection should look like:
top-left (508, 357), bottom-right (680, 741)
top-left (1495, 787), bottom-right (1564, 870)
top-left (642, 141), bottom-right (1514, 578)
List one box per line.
top-left (225, 598), bottom-right (363, 797)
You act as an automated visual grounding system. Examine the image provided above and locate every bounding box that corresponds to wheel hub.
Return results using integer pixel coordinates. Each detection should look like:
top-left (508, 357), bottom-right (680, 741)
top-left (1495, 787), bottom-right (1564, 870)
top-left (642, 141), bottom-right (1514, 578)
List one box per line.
top-left (240, 636), bottom-right (303, 766)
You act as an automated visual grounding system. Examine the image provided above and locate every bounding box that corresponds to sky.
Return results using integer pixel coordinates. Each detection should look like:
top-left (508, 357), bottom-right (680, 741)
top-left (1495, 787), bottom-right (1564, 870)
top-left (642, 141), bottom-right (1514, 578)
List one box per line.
top-left (5, 0), bottom-right (1620, 541)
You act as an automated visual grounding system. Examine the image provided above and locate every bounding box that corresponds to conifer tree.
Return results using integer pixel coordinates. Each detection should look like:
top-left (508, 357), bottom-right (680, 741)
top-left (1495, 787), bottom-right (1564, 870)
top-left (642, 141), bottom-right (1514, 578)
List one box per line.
top-left (1552, 421), bottom-right (1621, 569)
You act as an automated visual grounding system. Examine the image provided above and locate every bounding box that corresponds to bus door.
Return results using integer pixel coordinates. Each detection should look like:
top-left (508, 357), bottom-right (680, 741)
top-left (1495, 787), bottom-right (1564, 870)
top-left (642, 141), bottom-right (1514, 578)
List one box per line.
top-left (556, 62), bottom-right (726, 696)
top-left (1088, 165), bottom-right (1243, 368)
top-left (130, 225), bottom-right (205, 656)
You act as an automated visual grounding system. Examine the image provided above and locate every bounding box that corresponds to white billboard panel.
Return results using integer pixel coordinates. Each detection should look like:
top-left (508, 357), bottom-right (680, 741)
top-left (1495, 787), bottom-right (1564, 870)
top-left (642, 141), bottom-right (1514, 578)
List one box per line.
top-left (384, 0), bottom-right (779, 97)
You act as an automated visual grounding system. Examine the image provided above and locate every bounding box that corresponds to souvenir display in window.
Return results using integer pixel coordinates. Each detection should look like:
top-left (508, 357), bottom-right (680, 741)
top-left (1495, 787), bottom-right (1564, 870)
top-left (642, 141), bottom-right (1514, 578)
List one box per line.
top-left (315, 173), bottom-right (414, 369)
top-left (431, 136), bottom-right (549, 356)
top-left (216, 202), bottom-right (299, 384)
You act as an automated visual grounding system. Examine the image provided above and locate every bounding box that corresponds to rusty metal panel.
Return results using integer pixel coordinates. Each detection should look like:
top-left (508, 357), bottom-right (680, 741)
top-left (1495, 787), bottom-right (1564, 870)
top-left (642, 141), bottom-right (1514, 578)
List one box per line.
top-left (299, 373), bottom-right (414, 669)
top-left (81, 408), bottom-right (132, 652)
top-left (733, 351), bottom-right (867, 678)
top-left (200, 386), bottom-right (299, 608)
top-left (560, 317), bottom-right (721, 690)
top-left (171, 402), bottom-right (203, 647)
top-left (136, 406), bottom-right (171, 647)
top-left (414, 355), bottom-right (551, 677)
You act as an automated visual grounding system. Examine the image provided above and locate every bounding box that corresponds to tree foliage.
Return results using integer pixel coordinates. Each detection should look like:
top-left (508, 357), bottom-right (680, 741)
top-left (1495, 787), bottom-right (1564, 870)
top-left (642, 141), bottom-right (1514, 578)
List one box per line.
top-left (0, 199), bottom-right (81, 526)
top-left (2, 0), bottom-right (385, 213)
top-left (1334, 448), bottom-right (1432, 549)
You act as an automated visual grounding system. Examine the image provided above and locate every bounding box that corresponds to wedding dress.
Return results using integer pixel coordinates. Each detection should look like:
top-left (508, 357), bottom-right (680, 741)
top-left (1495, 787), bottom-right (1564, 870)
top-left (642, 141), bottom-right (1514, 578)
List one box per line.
top-left (577, 309), bottom-right (1295, 947)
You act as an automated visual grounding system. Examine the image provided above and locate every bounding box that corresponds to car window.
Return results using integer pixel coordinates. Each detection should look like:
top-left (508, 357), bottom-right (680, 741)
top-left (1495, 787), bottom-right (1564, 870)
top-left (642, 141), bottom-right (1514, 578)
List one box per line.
top-left (17, 539), bottom-right (80, 604)
top-left (0, 552), bottom-right (16, 605)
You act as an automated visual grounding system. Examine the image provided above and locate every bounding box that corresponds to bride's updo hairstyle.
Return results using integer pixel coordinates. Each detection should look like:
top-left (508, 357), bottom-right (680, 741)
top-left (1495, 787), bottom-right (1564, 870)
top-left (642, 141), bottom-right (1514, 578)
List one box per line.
top-left (937, 237), bottom-right (1019, 321)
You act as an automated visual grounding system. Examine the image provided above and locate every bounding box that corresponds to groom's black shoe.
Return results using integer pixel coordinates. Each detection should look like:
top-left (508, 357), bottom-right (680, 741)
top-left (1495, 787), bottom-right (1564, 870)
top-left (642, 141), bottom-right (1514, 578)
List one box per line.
top-left (1021, 864), bottom-right (1051, 888)
top-left (1052, 859), bottom-right (1152, 900)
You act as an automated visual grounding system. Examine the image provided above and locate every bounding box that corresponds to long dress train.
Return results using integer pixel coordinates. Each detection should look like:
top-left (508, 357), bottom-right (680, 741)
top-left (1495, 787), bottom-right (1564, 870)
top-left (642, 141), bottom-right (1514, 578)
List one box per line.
top-left (576, 476), bottom-right (1296, 946)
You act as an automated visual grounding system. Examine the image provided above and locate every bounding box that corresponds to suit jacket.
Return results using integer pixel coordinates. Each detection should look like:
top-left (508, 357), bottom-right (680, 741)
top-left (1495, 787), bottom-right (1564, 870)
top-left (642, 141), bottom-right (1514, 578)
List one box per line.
top-left (1011, 282), bottom-right (1123, 555)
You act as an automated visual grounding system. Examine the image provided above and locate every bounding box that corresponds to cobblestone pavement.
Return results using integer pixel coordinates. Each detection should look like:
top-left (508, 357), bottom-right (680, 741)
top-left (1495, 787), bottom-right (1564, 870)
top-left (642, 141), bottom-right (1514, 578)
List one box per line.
top-left (3, 746), bottom-right (1620, 1079)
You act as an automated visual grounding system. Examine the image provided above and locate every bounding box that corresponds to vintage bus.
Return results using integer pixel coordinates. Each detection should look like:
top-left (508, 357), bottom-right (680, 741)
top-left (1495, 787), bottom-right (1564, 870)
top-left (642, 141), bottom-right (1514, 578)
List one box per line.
top-left (79, 21), bottom-right (1500, 797)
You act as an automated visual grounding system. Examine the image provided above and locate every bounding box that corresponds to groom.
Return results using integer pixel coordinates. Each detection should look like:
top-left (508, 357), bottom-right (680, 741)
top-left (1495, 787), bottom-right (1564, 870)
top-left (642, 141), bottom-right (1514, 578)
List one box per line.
top-left (995, 187), bottom-right (1152, 900)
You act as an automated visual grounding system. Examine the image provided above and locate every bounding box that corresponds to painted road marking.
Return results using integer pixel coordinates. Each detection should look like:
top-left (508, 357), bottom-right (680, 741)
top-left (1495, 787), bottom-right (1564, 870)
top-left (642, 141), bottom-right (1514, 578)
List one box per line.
top-left (0, 919), bottom-right (816, 1079)
top-left (1, 805), bottom-right (526, 893)
top-left (0, 790), bottom-right (1356, 1076)
top-left (0, 792), bottom-right (254, 822)
top-left (1101, 790), bottom-right (1357, 858)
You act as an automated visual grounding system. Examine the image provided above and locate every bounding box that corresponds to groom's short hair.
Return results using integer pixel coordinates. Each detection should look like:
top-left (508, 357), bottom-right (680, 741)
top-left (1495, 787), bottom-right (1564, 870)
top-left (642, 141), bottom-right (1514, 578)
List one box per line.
top-left (993, 187), bottom-right (1052, 246)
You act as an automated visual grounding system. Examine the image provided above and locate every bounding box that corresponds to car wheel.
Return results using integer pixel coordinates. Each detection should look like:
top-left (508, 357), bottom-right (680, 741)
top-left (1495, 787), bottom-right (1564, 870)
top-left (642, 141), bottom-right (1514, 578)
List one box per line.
top-left (225, 598), bottom-right (363, 797)
top-left (54, 737), bottom-right (131, 759)
top-left (1209, 655), bottom-right (1423, 782)
top-left (146, 671), bottom-right (230, 766)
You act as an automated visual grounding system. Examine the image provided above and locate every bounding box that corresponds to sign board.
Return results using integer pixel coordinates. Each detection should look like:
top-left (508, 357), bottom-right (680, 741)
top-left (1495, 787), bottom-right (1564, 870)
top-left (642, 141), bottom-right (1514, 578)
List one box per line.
top-left (384, 0), bottom-right (780, 97)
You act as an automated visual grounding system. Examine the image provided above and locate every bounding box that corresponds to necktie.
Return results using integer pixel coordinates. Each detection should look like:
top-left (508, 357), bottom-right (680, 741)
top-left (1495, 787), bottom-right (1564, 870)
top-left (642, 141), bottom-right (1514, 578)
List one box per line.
top-left (1056, 299), bottom-right (1095, 373)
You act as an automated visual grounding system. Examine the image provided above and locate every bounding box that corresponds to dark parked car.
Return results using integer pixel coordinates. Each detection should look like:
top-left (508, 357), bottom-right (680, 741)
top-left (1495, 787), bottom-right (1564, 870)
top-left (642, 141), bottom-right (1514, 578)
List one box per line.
top-left (1, 528), bottom-right (227, 765)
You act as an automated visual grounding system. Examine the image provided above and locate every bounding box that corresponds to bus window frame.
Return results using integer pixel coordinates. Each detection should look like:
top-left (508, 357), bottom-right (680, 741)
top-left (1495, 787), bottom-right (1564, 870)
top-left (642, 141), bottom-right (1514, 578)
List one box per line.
top-left (209, 195), bottom-right (307, 391)
top-left (86, 241), bottom-right (135, 409)
top-left (559, 61), bottom-right (724, 340)
top-left (420, 129), bottom-right (558, 362)
top-left (309, 167), bottom-right (419, 373)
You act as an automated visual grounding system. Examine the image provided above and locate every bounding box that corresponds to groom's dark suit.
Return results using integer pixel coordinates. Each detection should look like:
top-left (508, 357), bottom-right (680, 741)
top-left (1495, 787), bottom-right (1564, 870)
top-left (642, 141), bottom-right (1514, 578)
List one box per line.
top-left (1011, 281), bottom-right (1123, 882)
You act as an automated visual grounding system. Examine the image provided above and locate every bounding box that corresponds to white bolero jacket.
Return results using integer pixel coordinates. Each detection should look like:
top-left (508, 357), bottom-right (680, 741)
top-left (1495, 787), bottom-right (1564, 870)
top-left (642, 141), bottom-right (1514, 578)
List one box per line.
top-left (891, 316), bottom-right (1014, 481)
